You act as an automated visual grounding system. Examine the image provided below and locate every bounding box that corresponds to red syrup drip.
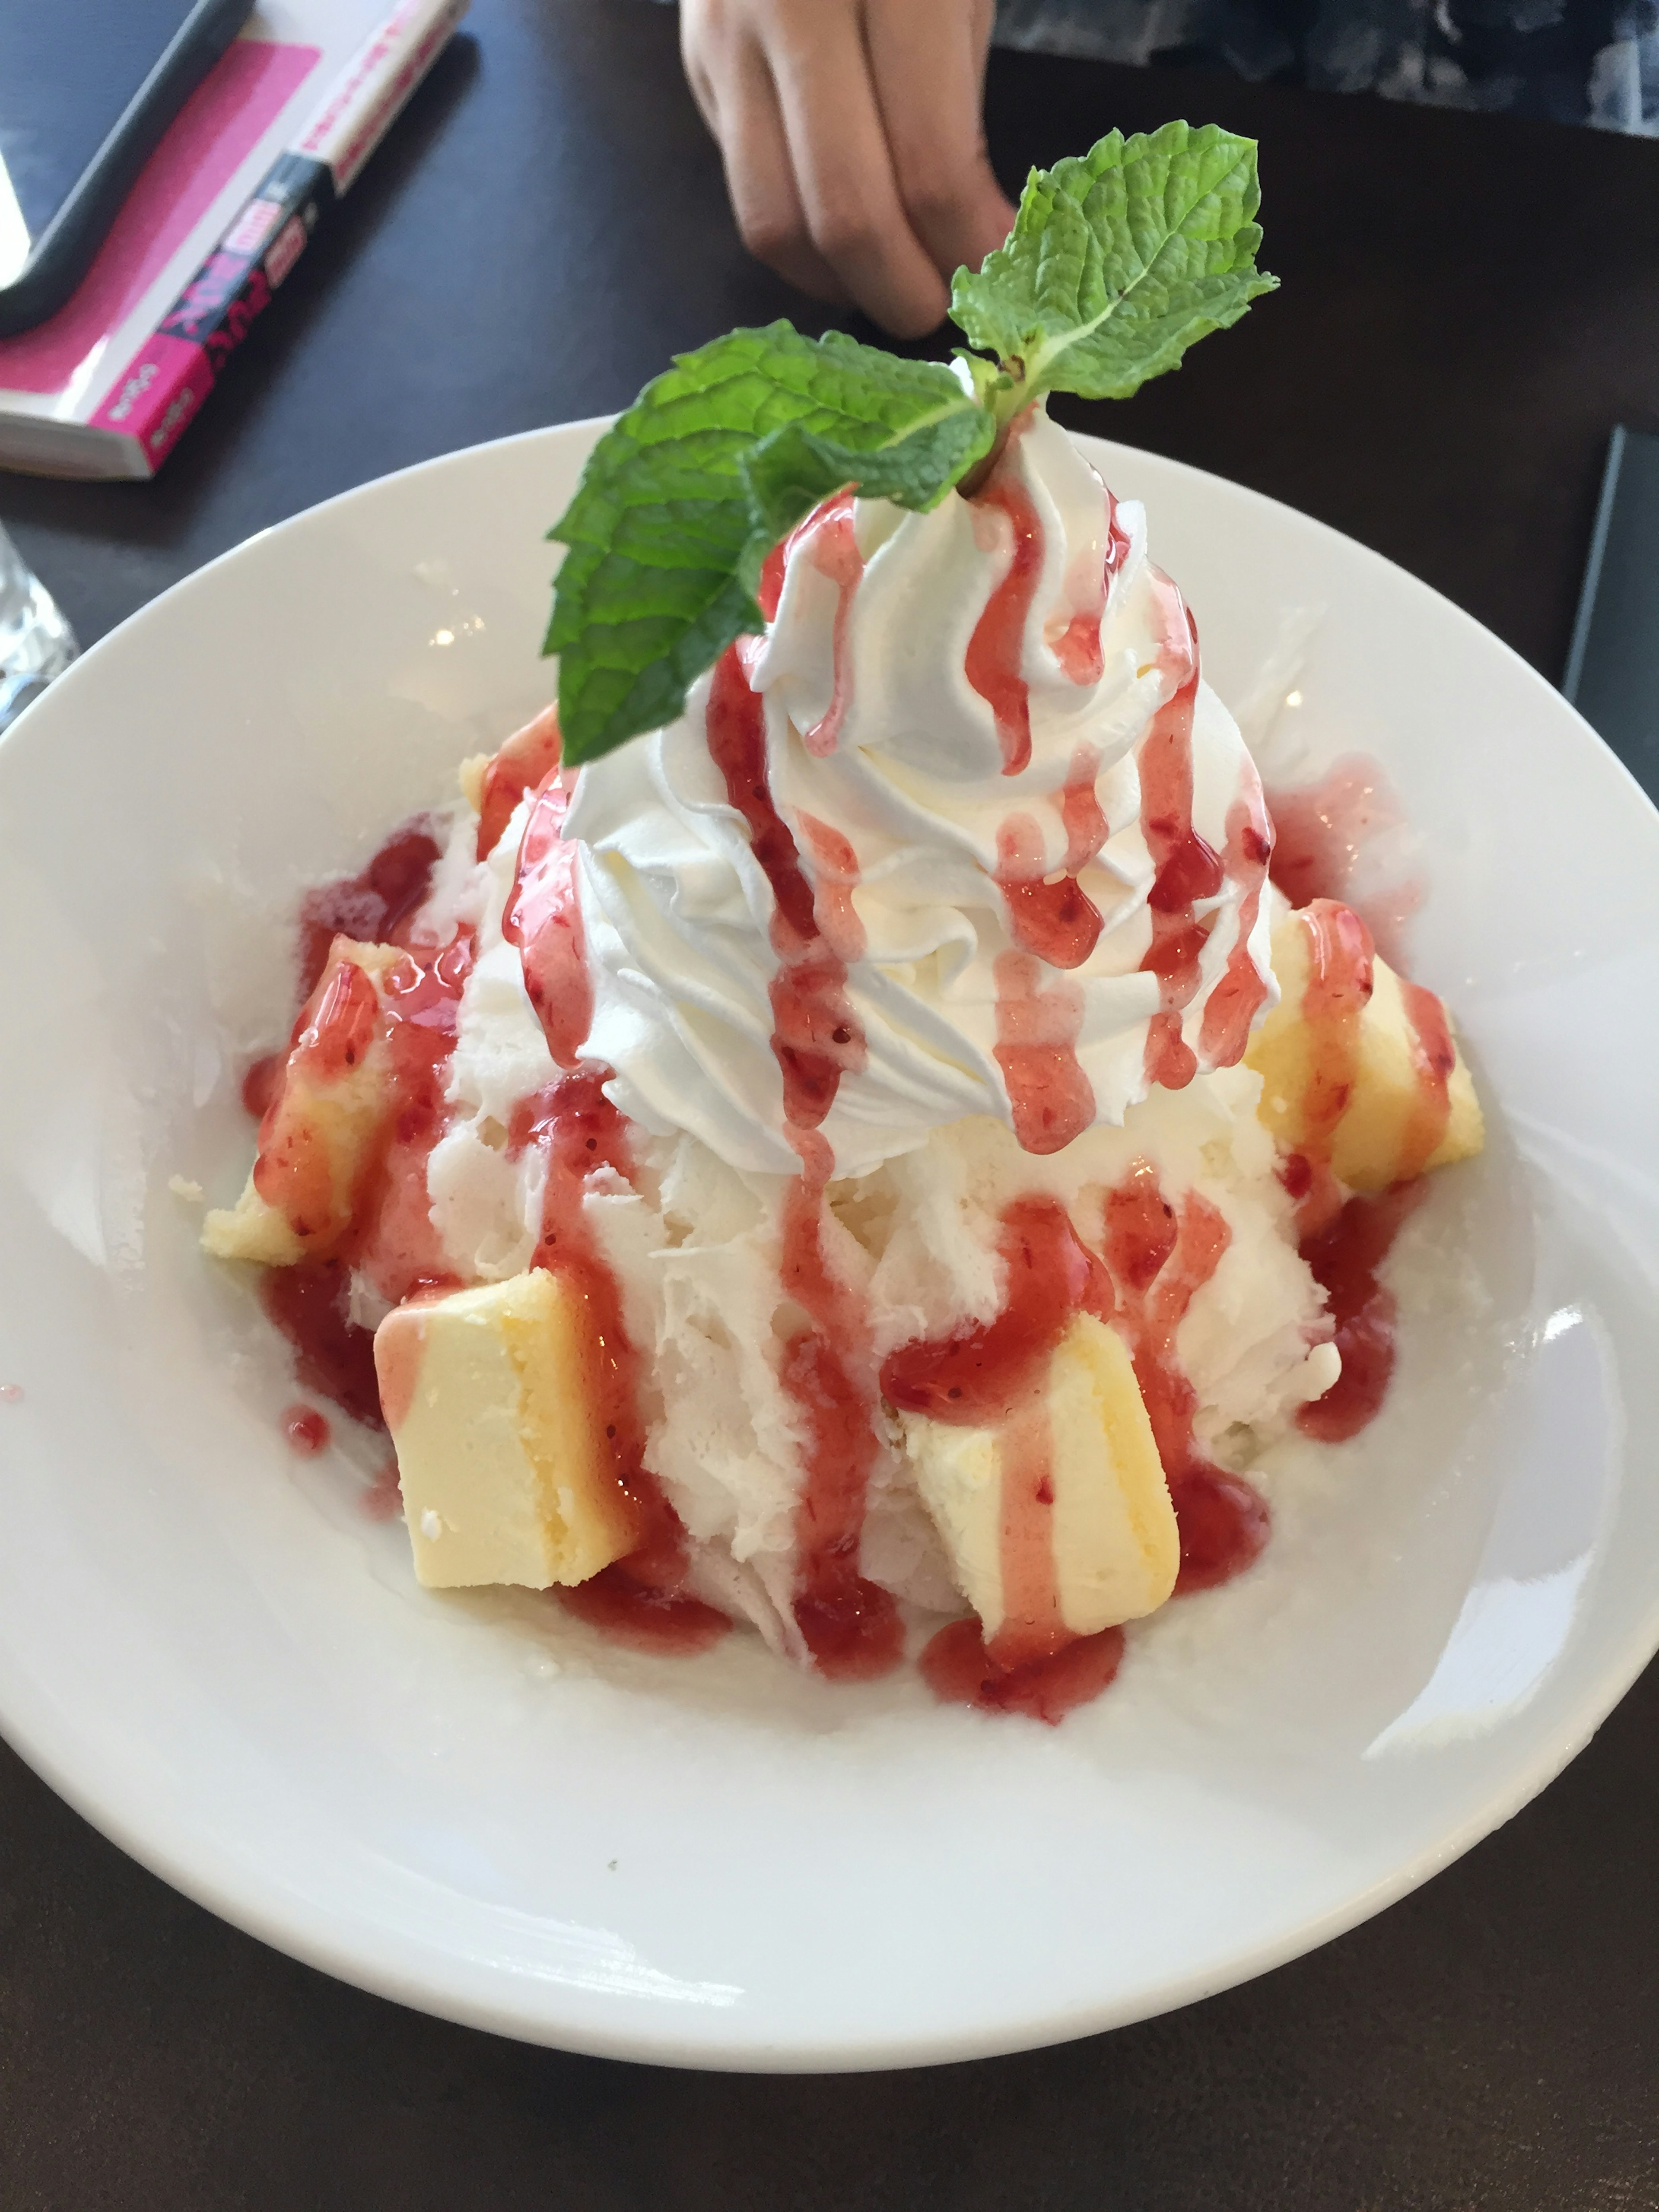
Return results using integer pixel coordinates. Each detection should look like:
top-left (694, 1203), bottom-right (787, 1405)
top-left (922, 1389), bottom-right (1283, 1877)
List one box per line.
top-left (992, 951), bottom-right (1094, 1155)
top-left (1197, 786), bottom-right (1274, 1068)
top-left (257, 930), bottom-right (474, 1298)
top-left (1271, 904), bottom-right (1450, 1443)
top-left (779, 1134), bottom-right (903, 1681)
top-left (251, 954), bottom-right (384, 1239)
top-left (758, 537), bottom-right (788, 622)
top-left (255, 929), bottom-right (474, 1419)
top-left (1396, 975), bottom-right (1456, 1177)
top-left (248, 803), bottom-right (480, 1427)
top-left (1059, 742), bottom-right (1109, 875)
top-left (1099, 1162), bottom-right (1269, 1593)
top-left (353, 929), bottom-right (476, 1307)
top-left (964, 425), bottom-right (1044, 775)
top-left (1297, 1182), bottom-right (1427, 1443)
top-left (756, 489), bottom-right (849, 625)
top-left (1265, 755), bottom-right (1423, 969)
top-left (241, 1053), bottom-right (282, 1121)
top-left (260, 1259), bottom-right (385, 1431)
top-left (281, 1403), bottom-right (330, 1455)
top-left (297, 819), bottom-right (442, 998)
top-left (920, 1618), bottom-right (1125, 1726)
top-left (795, 812), bottom-right (866, 963)
top-left (995, 813), bottom-right (1103, 969)
top-left (504, 769), bottom-right (593, 1070)
top-left (791, 492), bottom-right (864, 757)
top-left (1282, 898), bottom-right (1376, 1241)
top-left (506, 1073), bottom-right (728, 1650)
top-left (880, 1195), bottom-right (1106, 1424)
top-left (707, 643), bottom-right (868, 1127)
top-left (885, 1198), bottom-right (1112, 1698)
top-left (1049, 484), bottom-right (1132, 687)
top-left (477, 704), bottom-right (563, 861)
top-left (1136, 580), bottom-right (1218, 1094)
top-left (511, 1075), bottom-right (683, 1557)
top-left (703, 639), bottom-right (897, 1680)
top-left (884, 1196), bottom-right (1140, 1723)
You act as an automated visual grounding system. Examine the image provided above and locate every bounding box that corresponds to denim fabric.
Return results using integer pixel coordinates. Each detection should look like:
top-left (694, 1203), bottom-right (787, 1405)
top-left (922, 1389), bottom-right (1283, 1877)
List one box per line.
top-left (990, 0), bottom-right (1659, 130)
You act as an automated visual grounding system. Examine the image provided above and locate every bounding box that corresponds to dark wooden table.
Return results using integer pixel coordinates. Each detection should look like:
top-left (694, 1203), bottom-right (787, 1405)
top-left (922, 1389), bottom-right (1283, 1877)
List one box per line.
top-left (4, 4), bottom-right (1658, 2204)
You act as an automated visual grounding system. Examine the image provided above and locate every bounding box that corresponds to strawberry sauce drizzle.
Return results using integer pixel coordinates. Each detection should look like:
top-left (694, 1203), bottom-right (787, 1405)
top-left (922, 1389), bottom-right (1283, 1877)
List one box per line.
top-left (1266, 762), bottom-right (1382, 909)
top-left (355, 930), bottom-right (476, 1305)
top-left (887, 1161), bottom-right (1262, 1719)
top-left (991, 467), bottom-right (1120, 988)
top-left (708, 643), bottom-right (868, 1128)
top-left (705, 640), bottom-right (897, 1678)
top-left (792, 493), bottom-right (864, 757)
top-left (478, 728), bottom-right (717, 1640)
top-left (1136, 583), bottom-right (1217, 1093)
top-left (252, 956), bottom-right (383, 1240)
top-left (1098, 1162), bottom-right (1269, 1592)
top-left (1050, 489), bottom-right (1131, 686)
top-left (297, 819), bottom-right (442, 998)
top-left (1397, 977), bottom-right (1456, 1177)
top-left (885, 1196), bottom-right (1128, 1721)
top-left (1265, 755), bottom-right (1423, 969)
top-left (997, 1392), bottom-right (1066, 1660)
top-left (477, 705), bottom-right (563, 861)
top-left (241, 1053), bottom-right (283, 1121)
top-left (281, 1404), bottom-right (331, 1455)
top-left (261, 1259), bottom-right (385, 1430)
top-left (249, 822), bottom-right (479, 1438)
top-left (995, 814), bottom-right (1104, 969)
top-left (256, 923), bottom-right (475, 1425)
top-left (1198, 787), bottom-right (1274, 1067)
top-left (795, 813), bottom-right (867, 962)
top-left (509, 1072), bottom-right (729, 1652)
top-left (964, 439), bottom-right (1044, 775)
top-left (1297, 1182), bottom-right (1427, 1443)
top-left (881, 1195), bottom-right (1106, 1425)
top-left (992, 952), bottom-right (1095, 1155)
top-left (1059, 742), bottom-right (1109, 874)
top-left (779, 1133), bottom-right (903, 1679)
top-left (1279, 898), bottom-right (1376, 1240)
top-left (1270, 899), bottom-right (1451, 1440)
top-left (504, 769), bottom-right (593, 1070)
top-left (920, 1618), bottom-right (1126, 1724)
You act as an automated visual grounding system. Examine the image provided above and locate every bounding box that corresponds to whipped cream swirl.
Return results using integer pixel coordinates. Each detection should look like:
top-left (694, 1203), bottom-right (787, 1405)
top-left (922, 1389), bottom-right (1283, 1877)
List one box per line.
top-left (559, 408), bottom-right (1273, 1178)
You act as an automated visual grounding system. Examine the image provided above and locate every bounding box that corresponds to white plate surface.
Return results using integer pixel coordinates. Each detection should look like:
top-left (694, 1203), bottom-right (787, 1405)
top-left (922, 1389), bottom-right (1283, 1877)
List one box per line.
top-left (1, 423), bottom-right (1657, 2072)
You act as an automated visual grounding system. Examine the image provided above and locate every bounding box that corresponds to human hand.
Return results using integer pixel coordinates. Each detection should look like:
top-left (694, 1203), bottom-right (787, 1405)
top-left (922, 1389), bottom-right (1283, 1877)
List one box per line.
top-left (680, 0), bottom-right (1018, 337)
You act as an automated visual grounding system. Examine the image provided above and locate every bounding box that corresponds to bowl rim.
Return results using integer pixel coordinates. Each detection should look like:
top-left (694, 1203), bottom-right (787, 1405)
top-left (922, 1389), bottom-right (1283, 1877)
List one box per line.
top-left (2, 418), bottom-right (1657, 2072)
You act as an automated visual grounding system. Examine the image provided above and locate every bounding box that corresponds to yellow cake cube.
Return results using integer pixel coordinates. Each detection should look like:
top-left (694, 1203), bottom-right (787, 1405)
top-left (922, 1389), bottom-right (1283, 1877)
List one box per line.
top-left (203, 938), bottom-right (403, 1265)
top-left (1246, 909), bottom-right (1484, 1189)
top-left (375, 1269), bottom-right (639, 1591)
top-left (898, 1312), bottom-right (1178, 1649)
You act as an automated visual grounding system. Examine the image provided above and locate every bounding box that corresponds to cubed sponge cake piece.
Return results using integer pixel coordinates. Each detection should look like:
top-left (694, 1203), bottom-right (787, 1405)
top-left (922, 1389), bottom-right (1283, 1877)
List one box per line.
top-left (202, 937), bottom-right (404, 1265)
top-left (898, 1312), bottom-right (1178, 1653)
top-left (1246, 906), bottom-right (1484, 1190)
top-left (374, 1269), bottom-right (639, 1591)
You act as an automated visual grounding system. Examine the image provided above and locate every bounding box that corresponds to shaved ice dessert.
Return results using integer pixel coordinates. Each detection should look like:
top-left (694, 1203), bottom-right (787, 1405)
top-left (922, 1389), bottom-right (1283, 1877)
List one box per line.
top-left (199, 125), bottom-right (1483, 1719)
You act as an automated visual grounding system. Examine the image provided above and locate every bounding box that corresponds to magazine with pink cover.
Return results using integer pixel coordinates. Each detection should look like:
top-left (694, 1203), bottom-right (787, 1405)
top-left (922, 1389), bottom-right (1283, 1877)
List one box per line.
top-left (0, 0), bottom-right (466, 480)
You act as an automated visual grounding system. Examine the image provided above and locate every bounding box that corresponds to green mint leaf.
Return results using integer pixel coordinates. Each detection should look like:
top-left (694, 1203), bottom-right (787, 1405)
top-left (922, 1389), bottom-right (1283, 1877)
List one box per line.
top-left (548, 323), bottom-right (990, 765)
top-left (951, 120), bottom-right (1277, 406)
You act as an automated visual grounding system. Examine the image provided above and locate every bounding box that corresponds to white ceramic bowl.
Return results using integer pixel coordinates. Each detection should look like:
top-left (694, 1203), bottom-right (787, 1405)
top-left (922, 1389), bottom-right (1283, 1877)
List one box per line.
top-left (2, 423), bottom-right (1657, 2072)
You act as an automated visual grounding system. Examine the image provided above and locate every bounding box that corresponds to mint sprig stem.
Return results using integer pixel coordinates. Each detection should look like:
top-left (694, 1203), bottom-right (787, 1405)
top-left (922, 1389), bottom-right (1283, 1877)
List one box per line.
top-left (549, 120), bottom-right (1276, 767)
